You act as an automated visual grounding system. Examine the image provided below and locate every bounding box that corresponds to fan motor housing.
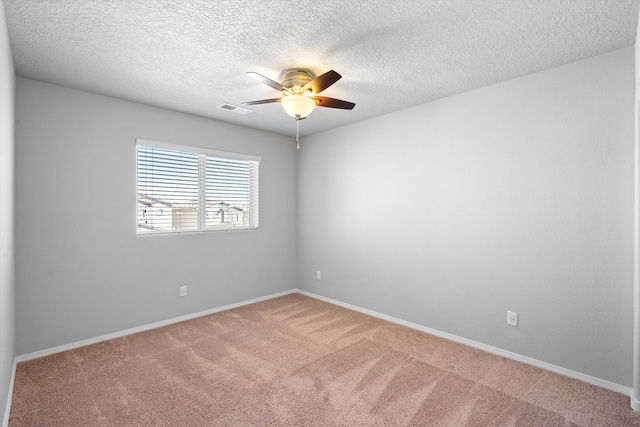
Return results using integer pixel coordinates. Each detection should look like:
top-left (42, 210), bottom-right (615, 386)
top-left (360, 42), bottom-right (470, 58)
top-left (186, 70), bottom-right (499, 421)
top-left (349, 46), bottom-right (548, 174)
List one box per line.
top-left (281, 69), bottom-right (314, 93)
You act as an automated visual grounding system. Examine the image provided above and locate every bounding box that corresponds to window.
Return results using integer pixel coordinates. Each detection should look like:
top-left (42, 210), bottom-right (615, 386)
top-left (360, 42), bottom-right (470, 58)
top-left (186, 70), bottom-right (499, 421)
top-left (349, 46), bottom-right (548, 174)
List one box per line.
top-left (136, 139), bottom-right (259, 234)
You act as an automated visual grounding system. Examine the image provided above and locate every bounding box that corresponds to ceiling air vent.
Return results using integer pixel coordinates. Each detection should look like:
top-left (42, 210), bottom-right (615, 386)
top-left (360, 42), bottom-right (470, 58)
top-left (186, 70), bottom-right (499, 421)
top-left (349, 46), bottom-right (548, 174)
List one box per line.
top-left (217, 103), bottom-right (252, 115)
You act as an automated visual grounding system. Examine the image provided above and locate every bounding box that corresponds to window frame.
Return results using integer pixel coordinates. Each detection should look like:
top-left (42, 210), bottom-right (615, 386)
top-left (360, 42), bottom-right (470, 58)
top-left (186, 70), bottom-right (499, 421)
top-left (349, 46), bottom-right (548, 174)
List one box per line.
top-left (136, 138), bottom-right (260, 236)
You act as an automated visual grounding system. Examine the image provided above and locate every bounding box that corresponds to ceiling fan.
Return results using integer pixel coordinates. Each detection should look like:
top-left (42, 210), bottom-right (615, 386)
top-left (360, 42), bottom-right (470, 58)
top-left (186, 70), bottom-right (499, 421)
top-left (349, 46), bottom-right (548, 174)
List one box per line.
top-left (243, 69), bottom-right (355, 147)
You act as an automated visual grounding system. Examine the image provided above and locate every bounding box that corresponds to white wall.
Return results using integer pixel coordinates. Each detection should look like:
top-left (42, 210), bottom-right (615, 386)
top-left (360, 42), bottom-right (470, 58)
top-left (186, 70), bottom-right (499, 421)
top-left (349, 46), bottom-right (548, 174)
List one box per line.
top-left (0, 3), bottom-right (14, 424)
top-left (298, 47), bottom-right (634, 387)
top-left (15, 78), bottom-right (297, 355)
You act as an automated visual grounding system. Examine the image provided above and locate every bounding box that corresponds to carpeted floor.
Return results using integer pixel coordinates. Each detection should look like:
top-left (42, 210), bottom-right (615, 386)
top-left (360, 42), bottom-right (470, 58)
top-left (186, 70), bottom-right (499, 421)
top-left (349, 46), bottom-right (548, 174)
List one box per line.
top-left (9, 293), bottom-right (640, 426)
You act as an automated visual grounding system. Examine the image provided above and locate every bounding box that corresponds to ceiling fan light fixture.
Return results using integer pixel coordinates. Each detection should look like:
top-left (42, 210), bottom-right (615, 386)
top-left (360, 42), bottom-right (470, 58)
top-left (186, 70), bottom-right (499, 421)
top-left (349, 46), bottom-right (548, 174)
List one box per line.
top-left (281, 94), bottom-right (316, 119)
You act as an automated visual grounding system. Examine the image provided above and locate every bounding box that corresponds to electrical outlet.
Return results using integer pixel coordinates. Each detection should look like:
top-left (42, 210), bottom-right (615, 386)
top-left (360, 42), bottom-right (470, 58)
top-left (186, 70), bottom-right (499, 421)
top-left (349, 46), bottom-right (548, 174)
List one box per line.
top-left (316, 271), bottom-right (321, 280)
top-left (507, 311), bottom-right (518, 326)
top-left (180, 285), bottom-right (187, 297)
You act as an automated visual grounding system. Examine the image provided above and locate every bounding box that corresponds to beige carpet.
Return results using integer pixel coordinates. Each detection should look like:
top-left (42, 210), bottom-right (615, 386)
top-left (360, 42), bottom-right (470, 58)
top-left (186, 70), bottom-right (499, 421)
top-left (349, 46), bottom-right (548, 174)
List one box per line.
top-left (8, 293), bottom-right (640, 426)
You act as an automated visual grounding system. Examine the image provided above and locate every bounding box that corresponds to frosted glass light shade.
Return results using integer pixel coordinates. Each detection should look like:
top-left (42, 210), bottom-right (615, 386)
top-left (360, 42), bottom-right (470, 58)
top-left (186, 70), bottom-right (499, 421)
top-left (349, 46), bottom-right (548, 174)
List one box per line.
top-left (281, 94), bottom-right (316, 119)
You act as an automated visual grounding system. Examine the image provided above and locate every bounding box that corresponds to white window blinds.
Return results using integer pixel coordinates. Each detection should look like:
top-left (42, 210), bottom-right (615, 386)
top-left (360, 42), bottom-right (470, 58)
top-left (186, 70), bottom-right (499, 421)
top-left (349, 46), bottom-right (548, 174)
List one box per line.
top-left (136, 139), bottom-right (260, 234)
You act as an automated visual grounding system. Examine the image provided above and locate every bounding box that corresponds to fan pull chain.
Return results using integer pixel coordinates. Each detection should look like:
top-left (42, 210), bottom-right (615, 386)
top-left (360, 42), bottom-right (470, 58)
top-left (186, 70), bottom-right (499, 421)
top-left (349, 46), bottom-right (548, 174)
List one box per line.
top-left (296, 117), bottom-right (300, 149)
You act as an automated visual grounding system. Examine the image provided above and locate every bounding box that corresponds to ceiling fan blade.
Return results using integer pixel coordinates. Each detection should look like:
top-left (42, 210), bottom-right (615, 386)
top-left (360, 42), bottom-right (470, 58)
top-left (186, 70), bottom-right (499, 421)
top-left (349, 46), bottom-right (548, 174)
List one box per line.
top-left (246, 72), bottom-right (284, 92)
top-left (312, 96), bottom-right (355, 110)
top-left (242, 98), bottom-right (281, 106)
top-left (302, 70), bottom-right (342, 94)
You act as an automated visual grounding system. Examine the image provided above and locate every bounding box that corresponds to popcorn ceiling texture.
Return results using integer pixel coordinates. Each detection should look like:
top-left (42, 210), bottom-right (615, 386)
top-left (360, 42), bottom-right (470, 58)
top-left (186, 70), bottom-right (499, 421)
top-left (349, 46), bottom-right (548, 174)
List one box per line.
top-left (3, 0), bottom-right (639, 138)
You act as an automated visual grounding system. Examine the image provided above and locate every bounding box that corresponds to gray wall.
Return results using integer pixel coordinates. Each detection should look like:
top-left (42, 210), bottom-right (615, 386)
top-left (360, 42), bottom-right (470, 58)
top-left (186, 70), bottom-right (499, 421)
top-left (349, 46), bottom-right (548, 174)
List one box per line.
top-left (0, 3), bottom-right (14, 424)
top-left (633, 11), bottom-right (640, 409)
top-left (298, 47), bottom-right (635, 387)
top-left (15, 78), bottom-right (297, 355)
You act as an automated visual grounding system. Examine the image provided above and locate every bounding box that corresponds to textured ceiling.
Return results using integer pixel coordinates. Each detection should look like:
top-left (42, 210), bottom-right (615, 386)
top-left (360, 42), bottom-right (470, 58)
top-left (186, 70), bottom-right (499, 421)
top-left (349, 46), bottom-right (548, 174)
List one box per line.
top-left (3, 0), bottom-right (639, 138)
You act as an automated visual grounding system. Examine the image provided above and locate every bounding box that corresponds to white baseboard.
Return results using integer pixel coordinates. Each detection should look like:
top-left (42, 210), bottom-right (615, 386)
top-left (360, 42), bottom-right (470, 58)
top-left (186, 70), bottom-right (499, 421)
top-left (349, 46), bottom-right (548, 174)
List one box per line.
top-left (2, 358), bottom-right (16, 427)
top-left (631, 389), bottom-right (640, 412)
top-left (297, 290), bottom-right (632, 397)
top-left (16, 289), bottom-right (297, 363)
